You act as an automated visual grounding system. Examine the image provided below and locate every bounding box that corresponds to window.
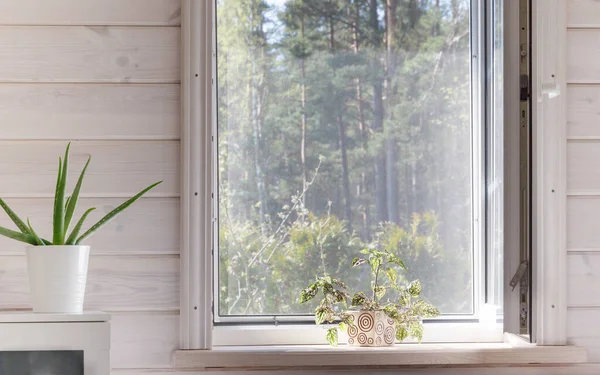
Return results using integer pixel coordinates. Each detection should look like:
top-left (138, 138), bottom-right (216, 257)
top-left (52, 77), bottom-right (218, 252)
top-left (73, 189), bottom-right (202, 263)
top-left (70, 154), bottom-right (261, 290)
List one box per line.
top-left (212, 0), bottom-right (506, 342)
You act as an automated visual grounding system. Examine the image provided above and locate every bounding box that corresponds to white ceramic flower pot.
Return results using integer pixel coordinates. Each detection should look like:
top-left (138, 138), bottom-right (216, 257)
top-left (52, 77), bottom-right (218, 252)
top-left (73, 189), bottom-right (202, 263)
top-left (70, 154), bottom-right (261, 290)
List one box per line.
top-left (26, 245), bottom-right (90, 313)
top-left (346, 310), bottom-right (396, 347)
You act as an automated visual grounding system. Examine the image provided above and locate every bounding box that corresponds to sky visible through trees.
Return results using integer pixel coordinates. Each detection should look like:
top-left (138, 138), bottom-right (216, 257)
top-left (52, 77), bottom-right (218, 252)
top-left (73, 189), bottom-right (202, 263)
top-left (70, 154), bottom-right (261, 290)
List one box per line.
top-left (216, 0), bottom-right (473, 317)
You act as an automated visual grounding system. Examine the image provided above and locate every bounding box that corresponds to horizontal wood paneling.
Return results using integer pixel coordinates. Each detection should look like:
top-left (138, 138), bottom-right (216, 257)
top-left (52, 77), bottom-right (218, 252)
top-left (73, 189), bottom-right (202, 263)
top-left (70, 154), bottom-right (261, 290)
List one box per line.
top-left (567, 253), bottom-right (600, 306)
top-left (0, 26), bottom-right (179, 83)
top-left (567, 196), bottom-right (600, 251)
top-left (0, 1), bottom-right (180, 26)
top-left (0, 141), bottom-right (179, 197)
top-left (567, 0), bottom-right (600, 28)
top-left (568, 30), bottom-right (600, 83)
top-left (567, 85), bottom-right (600, 138)
top-left (111, 313), bottom-right (178, 369)
top-left (0, 84), bottom-right (180, 140)
top-left (566, 141), bottom-right (600, 194)
top-left (0, 256), bottom-right (179, 311)
top-left (568, 308), bottom-right (600, 361)
top-left (0, 198), bottom-right (179, 255)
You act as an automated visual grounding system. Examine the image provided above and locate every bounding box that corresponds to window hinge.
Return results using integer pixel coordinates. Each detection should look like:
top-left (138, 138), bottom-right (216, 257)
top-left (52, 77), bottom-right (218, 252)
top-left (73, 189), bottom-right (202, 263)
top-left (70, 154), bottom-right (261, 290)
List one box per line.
top-left (509, 261), bottom-right (529, 291)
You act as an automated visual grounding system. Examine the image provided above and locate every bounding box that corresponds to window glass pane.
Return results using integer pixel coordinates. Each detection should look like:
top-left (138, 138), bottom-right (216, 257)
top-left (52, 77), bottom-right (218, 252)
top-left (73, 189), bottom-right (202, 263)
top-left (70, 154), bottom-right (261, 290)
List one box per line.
top-left (216, 0), bottom-right (473, 317)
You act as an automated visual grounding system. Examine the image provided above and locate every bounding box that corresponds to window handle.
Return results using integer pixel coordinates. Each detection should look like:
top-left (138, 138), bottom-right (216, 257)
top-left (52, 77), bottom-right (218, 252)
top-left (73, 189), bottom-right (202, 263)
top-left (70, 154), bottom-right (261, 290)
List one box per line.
top-left (509, 261), bottom-right (529, 291)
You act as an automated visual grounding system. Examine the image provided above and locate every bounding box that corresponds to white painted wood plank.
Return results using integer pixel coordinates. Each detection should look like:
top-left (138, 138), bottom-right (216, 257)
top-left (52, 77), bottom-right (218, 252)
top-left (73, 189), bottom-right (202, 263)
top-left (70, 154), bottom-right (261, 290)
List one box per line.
top-left (0, 27), bottom-right (179, 83)
top-left (111, 313), bottom-right (178, 369)
top-left (110, 366), bottom-right (600, 375)
top-left (567, 85), bottom-right (600, 138)
top-left (173, 345), bottom-right (587, 369)
top-left (0, 84), bottom-right (180, 140)
top-left (0, 198), bottom-right (179, 255)
top-left (0, 256), bottom-right (179, 311)
top-left (566, 141), bottom-right (600, 194)
top-left (0, 0), bottom-right (181, 26)
top-left (567, 253), bottom-right (600, 306)
top-left (567, 0), bottom-right (600, 28)
top-left (567, 30), bottom-right (600, 83)
top-left (567, 197), bottom-right (600, 251)
top-left (0, 141), bottom-right (179, 197)
top-left (568, 308), bottom-right (600, 361)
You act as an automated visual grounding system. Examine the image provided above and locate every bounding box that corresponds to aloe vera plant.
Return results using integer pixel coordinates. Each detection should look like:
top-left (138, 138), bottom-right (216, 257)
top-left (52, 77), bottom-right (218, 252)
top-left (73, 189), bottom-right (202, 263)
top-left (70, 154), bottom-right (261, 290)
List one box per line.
top-left (0, 143), bottom-right (162, 246)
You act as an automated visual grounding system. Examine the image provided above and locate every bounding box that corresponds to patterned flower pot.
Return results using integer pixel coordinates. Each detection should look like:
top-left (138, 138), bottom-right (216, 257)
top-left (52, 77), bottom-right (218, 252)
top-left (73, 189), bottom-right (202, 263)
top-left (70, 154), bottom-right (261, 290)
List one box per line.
top-left (346, 310), bottom-right (396, 347)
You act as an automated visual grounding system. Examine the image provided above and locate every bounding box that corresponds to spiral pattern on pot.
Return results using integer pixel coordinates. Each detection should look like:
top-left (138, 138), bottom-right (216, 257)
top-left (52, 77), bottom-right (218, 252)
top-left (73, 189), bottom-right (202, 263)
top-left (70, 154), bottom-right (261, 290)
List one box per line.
top-left (348, 337), bottom-right (354, 345)
top-left (376, 337), bottom-right (382, 346)
top-left (367, 337), bottom-right (374, 345)
top-left (384, 326), bottom-right (395, 345)
top-left (357, 333), bottom-right (368, 345)
top-left (375, 321), bottom-right (384, 334)
top-left (358, 313), bottom-right (374, 331)
top-left (347, 323), bottom-right (358, 338)
top-left (387, 318), bottom-right (395, 325)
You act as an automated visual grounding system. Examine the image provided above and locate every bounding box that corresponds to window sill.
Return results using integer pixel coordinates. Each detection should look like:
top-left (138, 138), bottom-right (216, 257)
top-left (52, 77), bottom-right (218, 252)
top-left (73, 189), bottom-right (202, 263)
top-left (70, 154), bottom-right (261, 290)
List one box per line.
top-left (173, 342), bottom-right (587, 370)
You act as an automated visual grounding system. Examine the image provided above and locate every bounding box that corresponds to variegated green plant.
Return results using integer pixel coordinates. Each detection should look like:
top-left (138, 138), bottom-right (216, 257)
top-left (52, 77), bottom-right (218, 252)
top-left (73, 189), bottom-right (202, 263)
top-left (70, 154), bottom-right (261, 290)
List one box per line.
top-left (0, 143), bottom-right (162, 246)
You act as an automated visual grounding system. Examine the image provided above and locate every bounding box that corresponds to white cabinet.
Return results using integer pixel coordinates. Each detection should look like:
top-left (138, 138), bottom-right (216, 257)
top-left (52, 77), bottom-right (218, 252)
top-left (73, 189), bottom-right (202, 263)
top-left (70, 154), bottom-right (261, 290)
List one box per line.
top-left (0, 312), bottom-right (110, 375)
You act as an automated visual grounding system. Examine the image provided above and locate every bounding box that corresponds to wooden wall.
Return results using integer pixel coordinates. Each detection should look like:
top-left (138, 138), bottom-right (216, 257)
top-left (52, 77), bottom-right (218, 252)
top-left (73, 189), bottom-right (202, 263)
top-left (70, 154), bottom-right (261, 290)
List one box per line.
top-left (567, 0), bottom-right (600, 363)
top-left (0, 1), bottom-right (181, 372)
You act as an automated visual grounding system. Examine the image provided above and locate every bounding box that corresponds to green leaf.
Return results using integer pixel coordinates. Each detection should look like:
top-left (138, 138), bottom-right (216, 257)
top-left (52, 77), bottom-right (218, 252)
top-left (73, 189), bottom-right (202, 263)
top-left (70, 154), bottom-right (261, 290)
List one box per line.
top-left (300, 283), bottom-right (318, 303)
top-left (385, 267), bottom-right (398, 283)
top-left (408, 280), bottom-right (422, 297)
top-left (351, 292), bottom-right (367, 307)
top-left (64, 156), bottom-right (91, 233)
top-left (0, 225), bottom-right (38, 245)
top-left (53, 143), bottom-right (70, 245)
top-left (76, 181), bottom-right (162, 244)
top-left (26, 219), bottom-right (44, 246)
top-left (389, 254), bottom-right (407, 270)
top-left (382, 303), bottom-right (399, 319)
top-left (65, 208), bottom-right (96, 245)
top-left (0, 198), bottom-right (31, 235)
top-left (396, 326), bottom-right (409, 342)
top-left (409, 322), bottom-right (424, 343)
top-left (326, 327), bottom-right (338, 346)
top-left (315, 306), bottom-right (332, 325)
top-left (374, 285), bottom-right (387, 301)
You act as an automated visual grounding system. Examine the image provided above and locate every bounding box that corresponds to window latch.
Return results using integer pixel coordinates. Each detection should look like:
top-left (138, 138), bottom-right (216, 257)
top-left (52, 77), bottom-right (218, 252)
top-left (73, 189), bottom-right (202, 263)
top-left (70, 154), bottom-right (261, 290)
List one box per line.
top-left (509, 261), bottom-right (529, 291)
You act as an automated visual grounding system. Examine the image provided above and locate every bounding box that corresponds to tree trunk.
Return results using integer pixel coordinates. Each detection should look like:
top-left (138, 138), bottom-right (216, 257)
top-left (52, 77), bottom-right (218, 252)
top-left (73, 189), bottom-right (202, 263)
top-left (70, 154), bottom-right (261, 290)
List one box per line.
top-left (337, 114), bottom-right (352, 227)
top-left (369, 0), bottom-right (388, 224)
top-left (384, 0), bottom-right (399, 224)
top-left (352, 0), bottom-right (371, 237)
top-left (300, 16), bottom-right (308, 208)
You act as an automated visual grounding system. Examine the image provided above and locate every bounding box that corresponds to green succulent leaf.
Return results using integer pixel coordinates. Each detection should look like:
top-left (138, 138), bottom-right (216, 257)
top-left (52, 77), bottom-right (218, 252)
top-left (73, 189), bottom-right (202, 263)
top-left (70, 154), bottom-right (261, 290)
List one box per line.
top-left (66, 208), bottom-right (96, 245)
top-left (64, 156), bottom-right (91, 233)
top-left (0, 198), bottom-right (31, 235)
top-left (76, 181), bottom-right (162, 244)
top-left (326, 327), bottom-right (338, 346)
top-left (0, 225), bottom-right (38, 245)
top-left (53, 144), bottom-right (69, 245)
top-left (26, 219), bottom-right (44, 246)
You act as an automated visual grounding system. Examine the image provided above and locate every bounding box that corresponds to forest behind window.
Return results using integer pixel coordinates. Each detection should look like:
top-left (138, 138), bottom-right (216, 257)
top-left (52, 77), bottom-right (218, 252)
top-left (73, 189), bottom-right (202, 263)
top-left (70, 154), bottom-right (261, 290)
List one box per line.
top-left (216, 0), bottom-right (474, 318)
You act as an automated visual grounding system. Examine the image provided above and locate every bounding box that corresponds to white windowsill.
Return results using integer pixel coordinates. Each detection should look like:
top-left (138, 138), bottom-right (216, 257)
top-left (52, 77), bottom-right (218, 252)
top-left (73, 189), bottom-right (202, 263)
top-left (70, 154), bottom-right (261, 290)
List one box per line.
top-left (173, 341), bottom-right (587, 370)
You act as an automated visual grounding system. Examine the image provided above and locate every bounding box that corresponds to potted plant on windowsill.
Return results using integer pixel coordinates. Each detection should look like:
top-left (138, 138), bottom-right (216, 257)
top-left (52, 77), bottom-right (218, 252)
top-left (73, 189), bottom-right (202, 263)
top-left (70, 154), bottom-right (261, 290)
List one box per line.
top-left (300, 247), bottom-right (440, 346)
top-left (0, 143), bottom-right (161, 313)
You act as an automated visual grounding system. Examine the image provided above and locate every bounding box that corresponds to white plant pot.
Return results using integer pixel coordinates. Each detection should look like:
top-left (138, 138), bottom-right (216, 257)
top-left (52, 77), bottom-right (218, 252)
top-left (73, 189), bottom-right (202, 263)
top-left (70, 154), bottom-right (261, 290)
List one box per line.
top-left (26, 245), bottom-right (90, 313)
top-left (346, 310), bottom-right (396, 347)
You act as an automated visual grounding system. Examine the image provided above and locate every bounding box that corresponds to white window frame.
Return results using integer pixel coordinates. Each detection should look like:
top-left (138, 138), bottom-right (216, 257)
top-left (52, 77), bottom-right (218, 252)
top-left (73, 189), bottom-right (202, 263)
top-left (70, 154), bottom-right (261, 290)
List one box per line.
top-left (179, 0), bottom-right (567, 349)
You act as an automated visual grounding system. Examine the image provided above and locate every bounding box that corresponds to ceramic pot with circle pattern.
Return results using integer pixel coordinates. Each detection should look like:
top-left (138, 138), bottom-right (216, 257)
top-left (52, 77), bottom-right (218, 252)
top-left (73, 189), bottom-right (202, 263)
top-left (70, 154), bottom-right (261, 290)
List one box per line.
top-left (346, 310), bottom-right (396, 347)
